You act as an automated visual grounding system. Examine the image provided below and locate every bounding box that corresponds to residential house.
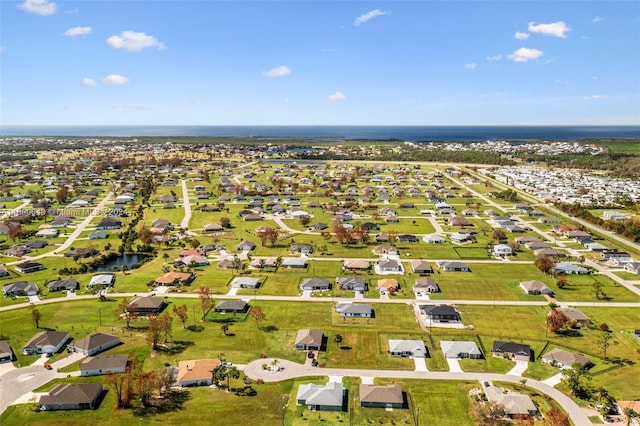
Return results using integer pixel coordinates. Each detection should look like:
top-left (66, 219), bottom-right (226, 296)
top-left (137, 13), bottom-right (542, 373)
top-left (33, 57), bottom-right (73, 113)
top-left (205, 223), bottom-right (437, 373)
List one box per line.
top-left (175, 254), bottom-right (209, 268)
top-left (422, 234), bottom-right (446, 244)
top-left (296, 382), bottom-right (344, 412)
top-left (342, 259), bottom-right (370, 271)
top-left (127, 296), bottom-right (166, 316)
top-left (22, 331), bottom-right (70, 355)
top-left (280, 258), bottom-right (308, 269)
top-left (230, 277), bottom-right (260, 289)
top-left (3, 281), bottom-right (39, 297)
top-left (388, 339), bottom-right (427, 358)
top-left (203, 223), bottom-right (224, 232)
top-left (413, 277), bottom-right (439, 295)
top-left (214, 300), bottom-right (249, 313)
top-left (359, 384), bottom-right (404, 409)
top-left (34, 228), bottom-right (59, 238)
top-left (0, 265), bottom-right (8, 277)
top-left (14, 261), bottom-right (46, 274)
top-left (373, 245), bottom-right (399, 256)
top-left (69, 333), bottom-right (121, 356)
top-left (559, 308), bottom-right (592, 327)
top-left (294, 329), bottom-right (324, 351)
top-left (335, 303), bottom-right (372, 318)
top-left (177, 359), bottom-right (221, 387)
top-left (519, 280), bottom-right (553, 295)
top-left (449, 232), bottom-right (474, 243)
top-left (377, 278), bottom-right (399, 293)
top-left (80, 354), bottom-right (129, 377)
top-left (440, 341), bottom-right (483, 359)
top-left (0, 340), bottom-right (15, 363)
top-left (377, 258), bottom-right (402, 273)
top-left (39, 383), bottom-right (103, 411)
top-left (290, 243), bottom-right (314, 255)
top-left (336, 277), bottom-right (367, 292)
top-left (492, 244), bottom-right (512, 257)
top-left (534, 247), bottom-right (561, 257)
top-left (492, 341), bottom-right (531, 361)
top-left (484, 385), bottom-right (537, 419)
top-left (541, 348), bottom-right (590, 369)
top-left (88, 274), bottom-right (115, 288)
top-left (95, 218), bottom-right (121, 230)
top-left (410, 259), bottom-right (433, 274)
top-left (554, 262), bottom-right (589, 275)
top-left (154, 272), bottom-right (195, 287)
top-left (437, 261), bottom-right (469, 272)
top-left (397, 234), bottom-right (418, 243)
top-left (237, 241), bottom-right (257, 252)
top-left (300, 278), bottom-right (331, 291)
top-left (88, 230), bottom-right (108, 240)
top-left (420, 305), bottom-right (462, 323)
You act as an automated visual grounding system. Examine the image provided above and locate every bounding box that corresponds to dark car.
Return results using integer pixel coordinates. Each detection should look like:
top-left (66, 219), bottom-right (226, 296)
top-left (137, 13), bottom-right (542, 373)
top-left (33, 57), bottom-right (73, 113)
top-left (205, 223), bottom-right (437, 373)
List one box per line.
top-left (311, 359), bottom-right (318, 367)
top-left (307, 351), bottom-right (314, 359)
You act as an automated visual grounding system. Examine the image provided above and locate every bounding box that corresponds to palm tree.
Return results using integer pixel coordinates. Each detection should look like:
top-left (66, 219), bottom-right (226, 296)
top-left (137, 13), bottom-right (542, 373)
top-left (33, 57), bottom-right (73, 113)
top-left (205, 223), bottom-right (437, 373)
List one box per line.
top-left (334, 334), bottom-right (343, 349)
top-left (623, 407), bottom-right (638, 426)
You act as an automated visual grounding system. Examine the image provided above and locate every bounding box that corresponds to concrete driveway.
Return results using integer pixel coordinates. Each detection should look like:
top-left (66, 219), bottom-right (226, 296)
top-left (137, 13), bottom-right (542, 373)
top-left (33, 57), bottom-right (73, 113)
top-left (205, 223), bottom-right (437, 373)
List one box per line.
top-left (506, 360), bottom-right (529, 376)
top-left (446, 358), bottom-right (463, 373)
top-left (413, 357), bottom-right (428, 372)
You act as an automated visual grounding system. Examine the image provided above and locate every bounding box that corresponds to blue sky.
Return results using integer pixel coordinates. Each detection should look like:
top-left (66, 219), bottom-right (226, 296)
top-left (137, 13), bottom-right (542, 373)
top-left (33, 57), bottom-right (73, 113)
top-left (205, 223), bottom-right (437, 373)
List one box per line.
top-left (1, 0), bottom-right (639, 126)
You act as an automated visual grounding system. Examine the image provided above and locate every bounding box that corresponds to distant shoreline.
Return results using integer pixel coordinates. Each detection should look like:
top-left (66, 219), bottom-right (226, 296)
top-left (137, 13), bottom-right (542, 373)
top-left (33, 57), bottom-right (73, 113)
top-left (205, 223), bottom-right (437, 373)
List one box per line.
top-left (1, 125), bottom-right (640, 141)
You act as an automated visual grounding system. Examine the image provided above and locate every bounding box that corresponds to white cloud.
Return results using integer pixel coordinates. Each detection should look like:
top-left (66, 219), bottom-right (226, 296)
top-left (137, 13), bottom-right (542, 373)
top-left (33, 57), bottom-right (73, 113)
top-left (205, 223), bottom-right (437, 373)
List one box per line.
top-left (528, 21), bottom-right (570, 38)
top-left (263, 65), bottom-right (292, 78)
top-left (592, 16), bottom-right (604, 23)
top-left (514, 32), bottom-right (530, 40)
top-left (508, 47), bottom-right (543, 62)
top-left (327, 91), bottom-right (346, 101)
top-left (464, 63), bottom-right (477, 70)
top-left (81, 78), bottom-right (97, 86)
top-left (64, 26), bottom-right (92, 37)
top-left (106, 31), bottom-right (165, 51)
top-left (191, 99), bottom-right (205, 106)
top-left (486, 54), bottom-right (502, 62)
top-left (102, 74), bottom-right (129, 85)
top-left (583, 95), bottom-right (607, 100)
top-left (122, 103), bottom-right (150, 110)
top-left (17, 0), bottom-right (57, 16)
top-left (354, 9), bottom-right (386, 26)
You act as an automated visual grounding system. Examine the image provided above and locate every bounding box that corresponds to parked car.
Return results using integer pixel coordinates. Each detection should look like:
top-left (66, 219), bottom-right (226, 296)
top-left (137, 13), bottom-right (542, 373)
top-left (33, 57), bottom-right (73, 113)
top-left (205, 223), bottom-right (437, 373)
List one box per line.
top-left (44, 364), bottom-right (53, 370)
top-left (307, 351), bottom-right (314, 359)
top-left (311, 359), bottom-right (318, 367)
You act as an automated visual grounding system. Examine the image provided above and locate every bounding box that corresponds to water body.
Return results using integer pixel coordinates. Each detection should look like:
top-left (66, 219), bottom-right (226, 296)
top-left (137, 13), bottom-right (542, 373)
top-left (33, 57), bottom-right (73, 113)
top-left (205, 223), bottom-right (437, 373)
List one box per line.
top-left (95, 253), bottom-right (146, 272)
top-left (2, 125), bottom-right (639, 141)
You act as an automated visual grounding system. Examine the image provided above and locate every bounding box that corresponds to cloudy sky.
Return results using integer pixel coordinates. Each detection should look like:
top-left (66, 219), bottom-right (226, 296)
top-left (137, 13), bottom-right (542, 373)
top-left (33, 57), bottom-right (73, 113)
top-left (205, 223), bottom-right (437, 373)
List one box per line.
top-left (1, 0), bottom-right (639, 125)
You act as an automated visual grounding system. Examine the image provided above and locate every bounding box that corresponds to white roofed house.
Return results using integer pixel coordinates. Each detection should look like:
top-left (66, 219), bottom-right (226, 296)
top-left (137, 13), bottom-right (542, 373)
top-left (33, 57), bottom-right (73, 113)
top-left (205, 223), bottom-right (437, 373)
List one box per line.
top-left (68, 333), bottom-right (121, 356)
top-left (388, 339), bottom-right (427, 358)
top-left (519, 280), bottom-right (553, 295)
top-left (440, 340), bottom-right (483, 359)
top-left (296, 382), bottom-right (344, 412)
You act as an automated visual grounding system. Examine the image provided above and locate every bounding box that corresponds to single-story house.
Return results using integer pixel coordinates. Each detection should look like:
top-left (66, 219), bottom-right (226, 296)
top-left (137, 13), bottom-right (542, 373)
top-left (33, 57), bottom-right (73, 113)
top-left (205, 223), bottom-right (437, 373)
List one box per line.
top-left (80, 354), bottom-right (129, 376)
top-left (410, 259), bottom-right (433, 274)
top-left (440, 340), bottom-right (483, 359)
top-left (127, 296), bottom-right (166, 316)
top-left (373, 245), bottom-right (399, 256)
top-left (175, 255), bottom-right (209, 267)
top-left (301, 278), bottom-right (331, 291)
top-left (449, 232), bottom-right (474, 243)
top-left (237, 241), bottom-right (257, 252)
top-left (554, 262), bottom-right (590, 275)
top-left (0, 264), bottom-right (8, 277)
top-left (519, 280), bottom-right (553, 295)
top-left (48, 278), bottom-right (80, 292)
top-left (559, 308), bottom-right (592, 327)
top-left (377, 258), bottom-right (402, 273)
top-left (422, 234), bottom-right (446, 244)
top-left (359, 384), bottom-right (404, 409)
top-left (413, 277), bottom-right (439, 294)
top-left (0, 340), bottom-right (15, 363)
top-left (336, 277), bottom-right (367, 292)
top-left (493, 244), bottom-right (513, 257)
top-left (335, 303), bottom-right (372, 318)
top-left (177, 359), bottom-right (221, 387)
top-left (214, 300), bottom-right (249, 313)
top-left (484, 385), bottom-right (537, 419)
top-left (96, 218), bottom-right (121, 230)
top-left (377, 278), bottom-right (399, 293)
top-left (437, 261), bottom-right (469, 272)
top-left (154, 271), bottom-right (195, 287)
top-left (294, 329), bottom-right (324, 351)
top-left (541, 348), bottom-right (590, 369)
top-left (14, 261), bottom-right (46, 274)
top-left (230, 277), bottom-right (260, 289)
top-left (420, 305), bottom-right (461, 323)
top-left (342, 259), bottom-right (370, 271)
top-left (3, 281), bottom-right (39, 297)
top-left (35, 228), bottom-right (59, 238)
top-left (388, 339), bottom-right (427, 358)
top-left (39, 383), bottom-right (103, 411)
top-left (88, 274), bottom-right (115, 288)
top-left (68, 333), bottom-right (121, 356)
top-left (22, 331), bottom-right (70, 355)
top-left (203, 223), bottom-right (224, 232)
top-left (88, 230), bottom-right (108, 240)
top-left (492, 341), bottom-right (531, 362)
top-left (296, 382), bottom-right (344, 412)
top-left (290, 243), bottom-right (314, 255)
top-left (397, 234), bottom-right (418, 243)
top-left (249, 257), bottom-right (278, 269)
top-left (280, 258), bottom-right (308, 269)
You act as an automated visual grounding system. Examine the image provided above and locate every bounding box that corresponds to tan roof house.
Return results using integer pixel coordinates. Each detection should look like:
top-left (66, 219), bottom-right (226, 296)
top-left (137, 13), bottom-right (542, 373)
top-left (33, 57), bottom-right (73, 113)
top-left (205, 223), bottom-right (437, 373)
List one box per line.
top-left (177, 359), bottom-right (221, 387)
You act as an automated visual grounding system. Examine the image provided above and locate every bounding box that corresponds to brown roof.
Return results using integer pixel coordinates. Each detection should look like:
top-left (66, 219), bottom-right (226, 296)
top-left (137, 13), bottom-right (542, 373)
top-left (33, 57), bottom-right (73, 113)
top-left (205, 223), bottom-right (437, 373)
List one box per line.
top-left (81, 354), bottom-right (128, 371)
top-left (127, 296), bottom-right (165, 310)
top-left (39, 383), bottom-right (102, 406)
top-left (154, 272), bottom-right (193, 285)
top-left (295, 329), bottom-right (324, 346)
top-left (70, 333), bottom-right (120, 352)
top-left (359, 384), bottom-right (403, 404)
top-left (178, 359), bottom-right (220, 383)
top-left (377, 278), bottom-right (399, 291)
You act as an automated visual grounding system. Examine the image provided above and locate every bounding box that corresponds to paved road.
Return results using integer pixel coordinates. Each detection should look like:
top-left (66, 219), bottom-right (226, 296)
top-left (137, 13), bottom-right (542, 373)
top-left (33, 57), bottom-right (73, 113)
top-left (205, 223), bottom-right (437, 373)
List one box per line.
top-left (243, 358), bottom-right (592, 426)
top-left (0, 199), bottom-right (31, 220)
top-left (180, 179), bottom-right (192, 230)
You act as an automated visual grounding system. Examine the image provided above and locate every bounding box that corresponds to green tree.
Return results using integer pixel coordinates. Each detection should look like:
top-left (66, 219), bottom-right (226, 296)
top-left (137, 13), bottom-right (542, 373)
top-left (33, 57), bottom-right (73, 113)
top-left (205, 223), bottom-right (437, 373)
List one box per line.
top-left (623, 408), bottom-right (638, 426)
top-left (561, 363), bottom-right (591, 398)
top-left (249, 306), bottom-right (266, 329)
top-left (213, 354), bottom-right (240, 391)
top-left (592, 280), bottom-right (607, 300)
top-left (334, 334), bottom-right (343, 349)
top-left (221, 323), bottom-right (230, 336)
top-left (596, 330), bottom-right (617, 362)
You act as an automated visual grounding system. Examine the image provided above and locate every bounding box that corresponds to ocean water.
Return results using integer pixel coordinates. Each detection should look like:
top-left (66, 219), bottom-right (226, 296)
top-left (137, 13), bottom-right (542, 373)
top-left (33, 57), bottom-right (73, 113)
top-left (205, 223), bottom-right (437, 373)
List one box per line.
top-left (1, 125), bottom-right (639, 142)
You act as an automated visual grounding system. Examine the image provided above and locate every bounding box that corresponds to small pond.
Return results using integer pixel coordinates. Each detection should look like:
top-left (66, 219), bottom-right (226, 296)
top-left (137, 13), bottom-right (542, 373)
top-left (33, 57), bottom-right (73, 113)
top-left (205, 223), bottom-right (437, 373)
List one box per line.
top-left (95, 253), bottom-right (147, 272)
